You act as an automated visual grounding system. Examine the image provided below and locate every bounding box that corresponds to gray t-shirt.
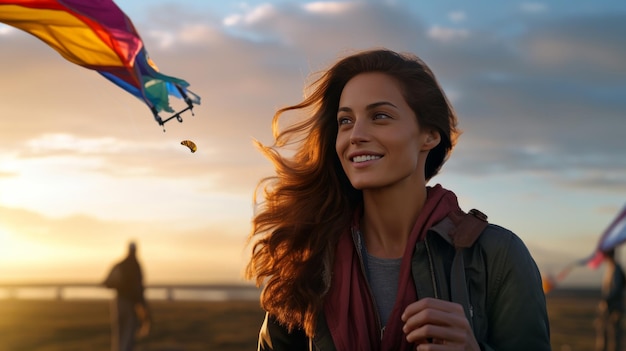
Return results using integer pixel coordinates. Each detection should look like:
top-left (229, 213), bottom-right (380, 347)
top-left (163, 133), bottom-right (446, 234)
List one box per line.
top-left (364, 251), bottom-right (402, 326)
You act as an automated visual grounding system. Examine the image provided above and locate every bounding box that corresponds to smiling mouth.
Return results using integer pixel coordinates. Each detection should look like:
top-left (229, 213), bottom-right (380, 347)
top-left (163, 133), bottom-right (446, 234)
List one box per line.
top-left (352, 155), bottom-right (382, 163)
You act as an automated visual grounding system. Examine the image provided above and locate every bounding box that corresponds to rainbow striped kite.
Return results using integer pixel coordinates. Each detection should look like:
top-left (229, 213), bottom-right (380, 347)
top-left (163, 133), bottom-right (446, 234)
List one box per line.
top-left (584, 204), bottom-right (626, 268)
top-left (0, 0), bottom-right (200, 128)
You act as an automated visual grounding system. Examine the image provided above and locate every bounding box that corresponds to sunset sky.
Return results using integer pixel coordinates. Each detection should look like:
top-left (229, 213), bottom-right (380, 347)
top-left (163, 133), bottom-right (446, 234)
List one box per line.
top-left (0, 0), bottom-right (624, 287)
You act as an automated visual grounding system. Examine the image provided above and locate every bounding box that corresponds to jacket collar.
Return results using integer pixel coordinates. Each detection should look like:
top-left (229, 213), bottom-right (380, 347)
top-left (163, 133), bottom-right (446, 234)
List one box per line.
top-left (428, 216), bottom-right (456, 246)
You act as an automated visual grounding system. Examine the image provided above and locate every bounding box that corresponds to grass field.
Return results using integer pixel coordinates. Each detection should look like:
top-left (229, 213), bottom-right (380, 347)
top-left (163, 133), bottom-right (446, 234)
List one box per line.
top-left (548, 289), bottom-right (601, 351)
top-left (0, 299), bottom-right (265, 351)
top-left (0, 289), bottom-right (614, 350)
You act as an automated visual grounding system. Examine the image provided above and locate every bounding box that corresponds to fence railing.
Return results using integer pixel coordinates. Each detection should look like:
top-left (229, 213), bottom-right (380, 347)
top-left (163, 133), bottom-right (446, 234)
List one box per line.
top-left (0, 282), bottom-right (261, 301)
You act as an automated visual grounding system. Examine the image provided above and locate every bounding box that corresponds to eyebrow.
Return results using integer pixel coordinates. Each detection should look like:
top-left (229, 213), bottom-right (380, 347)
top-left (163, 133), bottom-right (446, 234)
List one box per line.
top-left (338, 101), bottom-right (399, 113)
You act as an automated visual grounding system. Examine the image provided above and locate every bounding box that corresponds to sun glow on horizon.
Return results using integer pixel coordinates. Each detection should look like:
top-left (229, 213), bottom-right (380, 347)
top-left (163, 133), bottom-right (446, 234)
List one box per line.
top-left (0, 225), bottom-right (60, 265)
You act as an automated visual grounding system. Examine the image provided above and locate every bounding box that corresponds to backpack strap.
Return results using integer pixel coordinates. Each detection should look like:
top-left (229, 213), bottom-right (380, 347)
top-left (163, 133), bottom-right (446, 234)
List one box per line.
top-left (448, 209), bottom-right (489, 248)
top-left (448, 209), bottom-right (488, 330)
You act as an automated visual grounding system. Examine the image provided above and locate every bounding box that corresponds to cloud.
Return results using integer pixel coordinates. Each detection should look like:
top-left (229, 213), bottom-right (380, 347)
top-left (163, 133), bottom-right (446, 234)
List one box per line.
top-left (420, 13), bottom-right (626, 194)
top-left (224, 3), bottom-right (276, 26)
top-left (520, 2), bottom-right (548, 13)
top-left (519, 15), bottom-right (626, 82)
top-left (303, 2), bottom-right (355, 15)
top-left (0, 170), bottom-right (16, 178)
top-left (24, 134), bottom-right (125, 154)
top-left (221, 1), bottom-right (428, 58)
top-left (427, 25), bottom-right (470, 42)
top-left (0, 24), bottom-right (14, 35)
top-left (448, 11), bottom-right (467, 23)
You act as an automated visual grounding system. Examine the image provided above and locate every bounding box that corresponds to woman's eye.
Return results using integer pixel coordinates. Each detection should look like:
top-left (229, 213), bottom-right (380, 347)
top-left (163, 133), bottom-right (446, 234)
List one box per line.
top-left (337, 116), bottom-right (352, 125)
top-left (373, 113), bottom-right (390, 120)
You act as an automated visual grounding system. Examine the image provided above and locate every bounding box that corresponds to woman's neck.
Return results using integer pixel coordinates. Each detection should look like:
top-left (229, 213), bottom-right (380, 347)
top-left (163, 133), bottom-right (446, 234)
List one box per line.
top-left (361, 185), bottom-right (427, 259)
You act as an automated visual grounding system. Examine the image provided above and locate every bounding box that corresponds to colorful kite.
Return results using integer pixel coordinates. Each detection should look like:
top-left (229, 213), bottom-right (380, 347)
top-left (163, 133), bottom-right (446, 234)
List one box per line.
top-left (0, 0), bottom-right (200, 128)
top-left (543, 204), bottom-right (626, 294)
top-left (583, 204), bottom-right (626, 268)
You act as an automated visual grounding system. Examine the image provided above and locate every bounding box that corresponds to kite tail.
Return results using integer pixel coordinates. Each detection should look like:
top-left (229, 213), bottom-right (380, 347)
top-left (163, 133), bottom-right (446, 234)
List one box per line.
top-left (543, 258), bottom-right (592, 294)
top-left (555, 262), bottom-right (577, 282)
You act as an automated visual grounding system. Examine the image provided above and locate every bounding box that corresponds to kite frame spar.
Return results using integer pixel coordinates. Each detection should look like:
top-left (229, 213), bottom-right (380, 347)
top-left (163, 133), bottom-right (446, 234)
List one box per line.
top-left (0, 0), bottom-right (201, 130)
top-left (157, 84), bottom-right (197, 126)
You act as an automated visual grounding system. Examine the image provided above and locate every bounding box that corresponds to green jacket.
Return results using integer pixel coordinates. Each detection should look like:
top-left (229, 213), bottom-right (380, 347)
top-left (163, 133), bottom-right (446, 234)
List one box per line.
top-left (258, 218), bottom-right (551, 350)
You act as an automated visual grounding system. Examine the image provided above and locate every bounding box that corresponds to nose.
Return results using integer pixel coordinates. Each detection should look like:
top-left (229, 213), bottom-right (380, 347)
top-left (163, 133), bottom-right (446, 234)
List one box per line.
top-left (349, 119), bottom-right (369, 145)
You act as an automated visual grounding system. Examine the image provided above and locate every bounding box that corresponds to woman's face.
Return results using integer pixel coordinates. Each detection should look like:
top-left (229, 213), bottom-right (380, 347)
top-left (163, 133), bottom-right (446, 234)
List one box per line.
top-left (335, 72), bottom-right (436, 191)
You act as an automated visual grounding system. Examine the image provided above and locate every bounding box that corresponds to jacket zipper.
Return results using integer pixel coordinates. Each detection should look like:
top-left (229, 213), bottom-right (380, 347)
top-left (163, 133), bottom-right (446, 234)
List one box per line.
top-left (351, 228), bottom-right (384, 341)
top-left (426, 235), bottom-right (474, 322)
top-left (424, 236), bottom-right (439, 299)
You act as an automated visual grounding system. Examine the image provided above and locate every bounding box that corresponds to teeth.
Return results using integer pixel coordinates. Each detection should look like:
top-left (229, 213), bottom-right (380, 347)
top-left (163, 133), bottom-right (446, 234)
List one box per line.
top-left (352, 155), bottom-right (381, 163)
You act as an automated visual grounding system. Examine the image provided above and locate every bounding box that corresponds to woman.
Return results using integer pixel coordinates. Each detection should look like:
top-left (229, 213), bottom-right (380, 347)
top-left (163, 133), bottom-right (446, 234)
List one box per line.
top-left (246, 49), bottom-right (551, 350)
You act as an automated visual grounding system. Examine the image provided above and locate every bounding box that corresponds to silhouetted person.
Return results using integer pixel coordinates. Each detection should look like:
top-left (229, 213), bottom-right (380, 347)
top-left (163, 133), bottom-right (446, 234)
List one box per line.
top-left (103, 241), bottom-right (150, 351)
top-left (596, 249), bottom-right (626, 351)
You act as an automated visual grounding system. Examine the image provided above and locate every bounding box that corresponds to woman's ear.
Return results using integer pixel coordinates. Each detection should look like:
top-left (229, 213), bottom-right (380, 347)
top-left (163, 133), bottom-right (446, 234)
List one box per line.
top-left (421, 129), bottom-right (441, 151)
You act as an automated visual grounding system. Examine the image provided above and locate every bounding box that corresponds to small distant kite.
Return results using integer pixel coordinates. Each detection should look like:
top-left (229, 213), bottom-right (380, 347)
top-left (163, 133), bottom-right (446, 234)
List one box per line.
top-left (0, 0), bottom-right (201, 129)
top-left (181, 140), bottom-right (197, 153)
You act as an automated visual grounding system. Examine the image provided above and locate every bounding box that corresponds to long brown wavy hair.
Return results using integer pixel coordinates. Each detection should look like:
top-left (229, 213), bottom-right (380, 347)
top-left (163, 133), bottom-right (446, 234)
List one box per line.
top-left (245, 48), bottom-right (460, 337)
